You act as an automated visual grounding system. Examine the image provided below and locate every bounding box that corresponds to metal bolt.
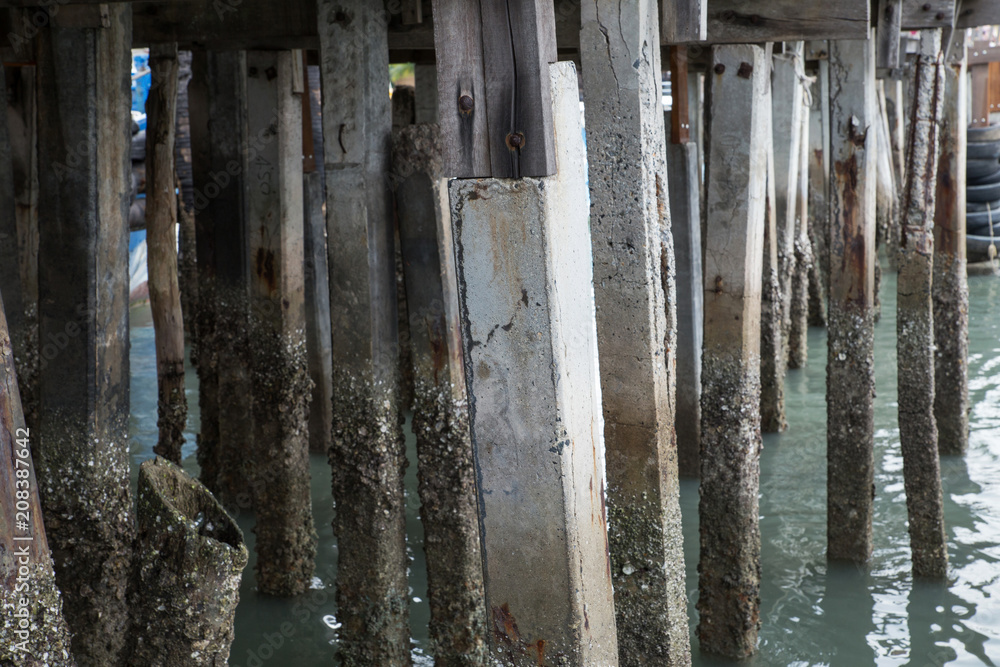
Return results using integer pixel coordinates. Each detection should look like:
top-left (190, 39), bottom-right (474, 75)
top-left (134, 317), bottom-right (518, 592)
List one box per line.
top-left (506, 132), bottom-right (525, 150)
top-left (714, 63), bottom-right (726, 75)
top-left (922, 2), bottom-right (931, 10)
top-left (458, 95), bottom-right (474, 113)
top-left (935, 11), bottom-right (945, 20)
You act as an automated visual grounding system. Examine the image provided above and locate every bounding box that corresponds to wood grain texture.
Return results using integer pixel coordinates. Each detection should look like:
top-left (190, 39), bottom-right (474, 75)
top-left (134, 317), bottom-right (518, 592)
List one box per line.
top-left (970, 63), bottom-right (989, 127)
top-left (702, 0), bottom-right (869, 45)
top-left (662, 0), bottom-right (707, 43)
top-left (957, 0), bottom-right (1000, 28)
top-left (901, 0), bottom-right (954, 29)
top-left (876, 0), bottom-right (902, 69)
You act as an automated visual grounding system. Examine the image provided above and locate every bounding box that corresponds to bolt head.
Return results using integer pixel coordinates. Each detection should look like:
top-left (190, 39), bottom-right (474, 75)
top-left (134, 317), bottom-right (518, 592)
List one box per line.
top-left (714, 63), bottom-right (726, 75)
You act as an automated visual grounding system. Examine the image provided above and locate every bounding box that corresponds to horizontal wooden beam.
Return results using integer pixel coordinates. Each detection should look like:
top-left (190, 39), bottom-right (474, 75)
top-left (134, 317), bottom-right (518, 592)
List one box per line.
top-left (969, 42), bottom-right (1000, 65)
top-left (697, 0), bottom-right (869, 44)
top-left (900, 0), bottom-right (955, 29)
top-left (957, 0), bottom-right (1000, 28)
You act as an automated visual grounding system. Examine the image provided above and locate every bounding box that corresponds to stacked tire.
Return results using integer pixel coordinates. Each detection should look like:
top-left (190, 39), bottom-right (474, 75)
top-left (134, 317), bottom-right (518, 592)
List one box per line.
top-left (967, 124), bottom-right (1000, 262)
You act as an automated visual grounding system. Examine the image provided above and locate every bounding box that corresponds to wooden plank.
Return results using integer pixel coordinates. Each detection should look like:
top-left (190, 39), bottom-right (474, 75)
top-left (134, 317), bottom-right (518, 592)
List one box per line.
top-left (970, 63), bottom-right (989, 127)
top-left (876, 0), bottom-right (902, 69)
top-left (968, 42), bottom-right (1000, 65)
top-left (699, 42), bottom-right (769, 661)
top-left (429, 0), bottom-right (490, 176)
top-left (901, 0), bottom-right (955, 29)
top-left (671, 46), bottom-right (691, 144)
top-left (956, 0), bottom-right (1000, 28)
top-left (702, 0), bottom-right (869, 45)
top-left (990, 62), bottom-right (1000, 115)
top-left (479, 0), bottom-right (557, 177)
top-left (662, 0), bottom-right (708, 43)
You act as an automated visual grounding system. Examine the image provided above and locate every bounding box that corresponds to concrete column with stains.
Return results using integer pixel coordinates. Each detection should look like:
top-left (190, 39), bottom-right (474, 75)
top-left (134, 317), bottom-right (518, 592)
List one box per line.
top-left (451, 62), bottom-right (619, 666)
top-left (318, 3), bottom-right (410, 663)
top-left (698, 44), bottom-right (768, 661)
top-left (932, 45), bottom-right (969, 457)
top-left (580, 3), bottom-right (691, 664)
top-left (897, 28), bottom-right (948, 579)
top-left (243, 49), bottom-right (317, 596)
top-left (34, 6), bottom-right (134, 664)
top-left (826, 34), bottom-right (877, 565)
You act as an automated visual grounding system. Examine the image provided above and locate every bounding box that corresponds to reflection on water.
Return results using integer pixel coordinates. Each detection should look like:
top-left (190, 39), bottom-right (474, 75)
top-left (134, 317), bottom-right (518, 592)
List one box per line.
top-left (128, 270), bottom-right (1000, 665)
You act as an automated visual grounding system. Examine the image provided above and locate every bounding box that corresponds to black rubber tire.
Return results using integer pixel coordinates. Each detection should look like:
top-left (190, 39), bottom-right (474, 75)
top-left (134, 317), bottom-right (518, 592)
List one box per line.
top-left (970, 165), bottom-right (1000, 185)
top-left (968, 234), bottom-right (999, 263)
top-left (968, 198), bottom-right (1000, 213)
top-left (967, 158), bottom-right (1000, 179)
top-left (968, 124), bottom-right (1000, 142)
top-left (968, 141), bottom-right (1000, 160)
top-left (967, 211), bottom-right (1000, 233)
top-left (968, 181), bottom-right (1000, 203)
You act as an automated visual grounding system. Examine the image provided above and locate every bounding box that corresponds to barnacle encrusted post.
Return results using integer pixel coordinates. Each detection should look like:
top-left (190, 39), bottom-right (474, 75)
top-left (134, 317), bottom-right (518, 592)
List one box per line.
top-left (127, 458), bottom-right (248, 666)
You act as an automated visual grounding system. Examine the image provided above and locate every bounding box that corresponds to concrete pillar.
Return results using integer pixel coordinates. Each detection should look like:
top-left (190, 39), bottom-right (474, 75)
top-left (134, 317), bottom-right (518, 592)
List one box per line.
top-left (933, 47), bottom-right (969, 457)
top-left (35, 6), bottom-right (133, 664)
top-left (897, 29), bottom-right (948, 579)
top-left (146, 43), bottom-right (188, 463)
top-left (826, 34), bottom-right (877, 565)
top-left (667, 136), bottom-right (703, 480)
top-left (318, 2), bottom-right (409, 662)
top-left (581, 4), bottom-right (690, 663)
top-left (243, 49), bottom-right (316, 596)
top-left (788, 107), bottom-right (812, 369)
top-left (698, 43), bottom-right (768, 660)
top-left (451, 61), bottom-right (619, 666)
top-left (761, 92), bottom-right (787, 434)
top-left (302, 63), bottom-right (333, 455)
top-left (391, 123), bottom-right (487, 664)
top-left (772, 43), bottom-right (805, 375)
top-left (191, 50), bottom-right (254, 509)
top-left (0, 293), bottom-right (74, 665)
top-left (807, 57), bottom-right (830, 327)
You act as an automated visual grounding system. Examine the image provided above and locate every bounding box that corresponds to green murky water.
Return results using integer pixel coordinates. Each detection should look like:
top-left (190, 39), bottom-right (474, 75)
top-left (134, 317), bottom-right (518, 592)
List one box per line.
top-left (127, 269), bottom-right (1000, 665)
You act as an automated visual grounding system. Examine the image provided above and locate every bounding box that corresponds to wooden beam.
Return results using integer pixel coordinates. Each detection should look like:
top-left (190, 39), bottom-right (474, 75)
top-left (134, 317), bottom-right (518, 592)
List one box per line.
top-left (901, 0), bottom-right (955, 29)
top-left (671, 46), bottom-right (691, 144)
top-left (702, 0), bottom-right (869, 45)
top-left (876, 0), bottom-right (902, 69)
top-left (662, 0), bottom-right (707, 43)
top-left (970, 63), bottom-right (989, 127)
top-left (956, 0), bottom-right (1000, 28)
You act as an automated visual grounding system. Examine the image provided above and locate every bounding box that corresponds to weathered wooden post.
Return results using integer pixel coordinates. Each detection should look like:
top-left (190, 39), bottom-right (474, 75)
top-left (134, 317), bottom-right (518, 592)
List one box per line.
top-left (667, 48), bottom-right (704, 481)
top-left (146, 43), bottom-right (188, 464)
top-left (581, 3), bottom-right (690, 664)
top-left (302, 62), bottom-right (333, 455)
top-left (826, 34), bottom-right (877, 565)
top-left (807, 50), bottom-right (830, 327)
top-left (699, 43), bottom-right (768, 660)
top-left (0, 294), bottom-right (74, 665)
top-left (190, 50), bottom-right (254, 508)
top-left (933, 45), bottom-right (969, 457)
top-left (318, 2), bottom-right (409, 662)
top-left (773, 42), bottom-right (805, 377)
top-left (761, 86), bottom-right (787, 434)
top-left (788, 106), bottom-right (812, 369)
top-left (35, 7), bottom-right (134, 663)
top-left (897, 28), bottom-right (948, 579)
top-left (242, 49), bottom-right (316, 596)
top-left (127, 458), bottom-right (248, 666)
top-left (391, 123), bottom-right (488, 664)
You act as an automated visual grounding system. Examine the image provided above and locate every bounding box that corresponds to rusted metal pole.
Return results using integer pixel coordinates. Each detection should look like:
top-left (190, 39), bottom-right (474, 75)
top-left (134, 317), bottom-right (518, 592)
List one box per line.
top-left (35, 7), bottom-right (134, 663)
top-left (897, 28), bottom-right (948, 579)
top-left (933, 45), bottom-right (969, 457)
top-left (146, 43), bottom-right (188, 464)
top-left (699, 43), bottom-right (769, 660)
top-left (826, 34), bottom-right (878, 566)
top-left (391, 123), bottom-right (488, 665)
top-left (127, 458), bottom-right (248, 666)
top-left (243, 49), bottom-right (316, 596)
top-left (581, 3), bottom-right (691, 663)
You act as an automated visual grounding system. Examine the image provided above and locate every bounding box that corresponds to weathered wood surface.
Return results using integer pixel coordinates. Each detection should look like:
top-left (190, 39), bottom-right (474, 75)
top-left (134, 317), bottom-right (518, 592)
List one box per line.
top-left (957, 0), bottom-right (1000, 28)
top-left (581, 3), bottom-right (691, 664)
top-left (146, 42), bottom-right (187, 464)
top-left (318, 2), bottom-right (410, 663)
top-left (0, 292), bottom-right (75, 665)
top-left (392, 122), bottom-right (488, 665)
top-left (452, 61), bottom-right (620, 667)
top-left (761, 97), bottom-right (787, 434)
top-left (699, 43), bottom-right (768, 661)
top-left (127, 458), bottom-right (248, 666)
top-left (35, 6), bottom-right (134, 663)
top-left (662, 0), bottom-right (707, 43)
top-left (788, 105), bottom-right (812, 369)
top-left (876, 0), bottom-right (902, 69)
top-left (807, 56), bottom-right (830, 327)
top-left (933, 47), bottom-right (969, 458)
top-left (901, 0), bottom-right (955, 29)
top-left (970, 63), bottom-right (989, 128)
top-left (897, 28), bottom-right (948, 579)
top-left (703, 0), bottom-right (869, 44)
top-left (826, 34), bottom-right (877, 565)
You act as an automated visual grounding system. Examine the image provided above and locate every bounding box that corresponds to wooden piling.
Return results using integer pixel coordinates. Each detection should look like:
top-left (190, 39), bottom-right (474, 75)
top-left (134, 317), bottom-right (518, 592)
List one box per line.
top-left (761, 94), bottom-right (788, 434)
top-left (243, 49), bottom-right (316, 596)
top-left (788, 107), bottom-right (813, 369)
top-left (807, 56), bottom-right (831, 327)
top-left (391, 123), bottom-right (488, 665)
top-left (35, 6), bottom-right (134, 663)
top-left (699, 43), bottom-right (768, 660)
top-left (932, 46), bottom-right (969, 457)
top-left (192, 50), bottom-right (254, 508)
top-left (317, 2), bottom-right (409, 662)
top-left (127, 458), bottom-right (248, 666)
top-left (146, 43), bottom-right (188, 464)
top-left (581, 4), bottom-right (691, 664)
top-left (897, 28), bottom-right (948, 579)
top-left (826, 34), bottom-right (877, 565)
top-left (451, 61), bottom-right (619, 665)
top-left (0, 293), bottom-right (74, 666)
